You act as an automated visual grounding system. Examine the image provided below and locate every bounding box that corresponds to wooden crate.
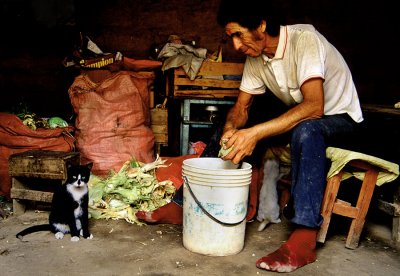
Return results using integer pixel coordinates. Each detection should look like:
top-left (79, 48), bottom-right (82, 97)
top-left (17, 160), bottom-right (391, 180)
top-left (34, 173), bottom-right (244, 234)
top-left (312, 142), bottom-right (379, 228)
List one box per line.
top-left (9, 150), bottom-right (80, 214)
top-left (9, 150), bottom-right (80, 179)
top-left (150, 107), bottom-right (168, 154)
top-left (167, 61), bottom-right (244, 99)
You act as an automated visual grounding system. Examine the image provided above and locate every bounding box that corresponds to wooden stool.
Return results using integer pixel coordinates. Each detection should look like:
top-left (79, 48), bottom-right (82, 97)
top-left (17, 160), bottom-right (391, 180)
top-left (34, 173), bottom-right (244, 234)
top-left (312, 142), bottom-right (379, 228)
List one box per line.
top-left (9, 150), bottom-right (80, 215)
top-left (317, 160), bottom-right (379, 249)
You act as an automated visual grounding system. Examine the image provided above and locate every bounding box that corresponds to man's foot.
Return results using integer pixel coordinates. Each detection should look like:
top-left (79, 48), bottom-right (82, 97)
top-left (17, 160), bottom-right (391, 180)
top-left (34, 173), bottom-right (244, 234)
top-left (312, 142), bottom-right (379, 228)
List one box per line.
top-left (256, 227), bottom-right (318, 273)
top-left (135, 201), bottom-right (183, 225)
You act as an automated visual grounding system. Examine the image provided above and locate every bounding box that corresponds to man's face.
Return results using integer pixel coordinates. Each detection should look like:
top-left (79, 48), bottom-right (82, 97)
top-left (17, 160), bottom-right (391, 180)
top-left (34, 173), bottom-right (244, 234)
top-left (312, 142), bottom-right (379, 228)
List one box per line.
top-left (225, 22), bottom-right (265, 57)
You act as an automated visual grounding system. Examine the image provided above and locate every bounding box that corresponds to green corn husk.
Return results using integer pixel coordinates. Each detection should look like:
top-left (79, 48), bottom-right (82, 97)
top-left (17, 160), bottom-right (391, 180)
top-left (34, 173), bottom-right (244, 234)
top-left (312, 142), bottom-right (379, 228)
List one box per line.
top-left (88, 156), bottom-right (175, 225)
top-left (218, 140), bottom-right (233, 158)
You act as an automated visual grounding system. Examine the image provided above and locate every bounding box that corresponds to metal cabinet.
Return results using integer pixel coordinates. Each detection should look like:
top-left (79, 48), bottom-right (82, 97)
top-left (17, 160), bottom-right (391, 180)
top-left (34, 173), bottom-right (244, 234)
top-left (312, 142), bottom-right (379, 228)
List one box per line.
top-left (180, 99), bottom-right (234, 155)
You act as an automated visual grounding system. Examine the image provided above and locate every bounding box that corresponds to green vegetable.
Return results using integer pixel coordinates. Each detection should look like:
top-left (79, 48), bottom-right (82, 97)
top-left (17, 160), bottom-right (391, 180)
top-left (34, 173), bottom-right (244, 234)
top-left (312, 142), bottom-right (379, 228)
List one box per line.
top-left (88, 156), bottom-right (175, 225)
top-left (48, 117), bottom-right (68, 128)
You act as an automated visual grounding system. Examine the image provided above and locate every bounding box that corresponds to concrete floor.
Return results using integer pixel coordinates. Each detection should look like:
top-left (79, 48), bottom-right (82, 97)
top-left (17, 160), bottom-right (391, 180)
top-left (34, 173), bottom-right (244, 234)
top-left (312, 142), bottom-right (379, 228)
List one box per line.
top-left (0, 202), bottom-right (399, 276)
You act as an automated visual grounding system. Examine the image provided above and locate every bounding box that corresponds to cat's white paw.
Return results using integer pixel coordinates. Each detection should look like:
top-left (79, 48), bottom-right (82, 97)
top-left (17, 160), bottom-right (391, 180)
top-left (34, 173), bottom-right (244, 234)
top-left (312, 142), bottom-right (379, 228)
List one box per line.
top-left (55, 232), bottom-right (64, 239)
top-left (79, 229), bottom-right (93, 239)
top-left (70, 236), bottom-right (80, 242)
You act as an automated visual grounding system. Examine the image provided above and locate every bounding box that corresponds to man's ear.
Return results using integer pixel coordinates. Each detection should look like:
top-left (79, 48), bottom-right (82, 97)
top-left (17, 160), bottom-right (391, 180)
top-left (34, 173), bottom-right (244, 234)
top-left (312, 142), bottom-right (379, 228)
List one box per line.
top-left (258, 20), bottom-right (267, 33)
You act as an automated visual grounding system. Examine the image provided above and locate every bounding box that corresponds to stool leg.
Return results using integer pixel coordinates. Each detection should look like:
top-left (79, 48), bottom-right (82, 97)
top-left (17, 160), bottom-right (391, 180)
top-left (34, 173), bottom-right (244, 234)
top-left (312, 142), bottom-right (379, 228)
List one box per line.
top-left (393, 217), bottom-right (400, 242)
top-left (317, 171), bottom-right (343, 243)
top-left (345, 168), bottom-right (378, 249)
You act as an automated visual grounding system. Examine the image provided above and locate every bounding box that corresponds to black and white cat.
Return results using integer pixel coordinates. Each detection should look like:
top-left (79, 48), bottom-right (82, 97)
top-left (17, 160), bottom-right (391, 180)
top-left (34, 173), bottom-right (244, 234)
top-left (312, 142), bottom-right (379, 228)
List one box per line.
top-left (16, 163), bottom-right (94, 242)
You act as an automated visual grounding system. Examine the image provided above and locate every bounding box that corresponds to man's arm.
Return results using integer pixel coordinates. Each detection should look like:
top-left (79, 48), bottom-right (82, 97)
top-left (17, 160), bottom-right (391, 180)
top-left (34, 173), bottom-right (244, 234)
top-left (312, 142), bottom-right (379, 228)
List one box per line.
top-left (252, 78), bottom-right (324, 138)
top-left (223, 91), bottom-right (254, 134)
top-left (222, 78), bottom-right (324, 164)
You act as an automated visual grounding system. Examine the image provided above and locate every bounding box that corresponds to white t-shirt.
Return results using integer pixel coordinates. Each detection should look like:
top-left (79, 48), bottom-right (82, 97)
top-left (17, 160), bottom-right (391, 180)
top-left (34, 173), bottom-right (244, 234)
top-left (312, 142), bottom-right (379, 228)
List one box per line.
top-left (240, 24), bottom-right (363, 123)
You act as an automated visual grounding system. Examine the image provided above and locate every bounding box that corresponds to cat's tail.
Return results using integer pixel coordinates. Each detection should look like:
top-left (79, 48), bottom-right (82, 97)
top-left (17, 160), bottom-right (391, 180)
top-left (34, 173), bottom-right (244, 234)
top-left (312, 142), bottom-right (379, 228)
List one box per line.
top-left (16, 224), bottom-right (52, 240)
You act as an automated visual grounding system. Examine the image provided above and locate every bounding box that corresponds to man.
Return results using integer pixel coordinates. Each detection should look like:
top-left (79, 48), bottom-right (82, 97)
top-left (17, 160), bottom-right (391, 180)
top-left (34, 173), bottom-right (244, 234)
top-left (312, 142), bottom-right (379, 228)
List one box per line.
top-left (217, 0), bottom-right (363, 273)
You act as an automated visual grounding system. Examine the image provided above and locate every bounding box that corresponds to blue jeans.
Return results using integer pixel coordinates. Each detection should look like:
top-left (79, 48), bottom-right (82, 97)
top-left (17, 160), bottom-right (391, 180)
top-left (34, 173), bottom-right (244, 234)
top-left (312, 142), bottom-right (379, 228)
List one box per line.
top-left (289, 114), bottom-right (358, 228)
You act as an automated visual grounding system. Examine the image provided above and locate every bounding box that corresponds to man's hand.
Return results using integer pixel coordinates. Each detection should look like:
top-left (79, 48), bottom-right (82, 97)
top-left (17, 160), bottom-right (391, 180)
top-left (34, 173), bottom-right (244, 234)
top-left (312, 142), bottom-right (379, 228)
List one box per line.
top-left (221, 127), bottom-right (258, 164)
top-left (219, 91), bottom-right (254, 164)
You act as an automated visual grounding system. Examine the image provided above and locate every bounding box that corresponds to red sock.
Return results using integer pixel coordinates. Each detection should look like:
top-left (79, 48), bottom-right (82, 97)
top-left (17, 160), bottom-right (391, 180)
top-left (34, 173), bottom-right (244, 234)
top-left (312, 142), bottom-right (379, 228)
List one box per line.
top-left (135, 201), bottom-right (183, 225)
top-left (256, 227), bottom-right (318, 273)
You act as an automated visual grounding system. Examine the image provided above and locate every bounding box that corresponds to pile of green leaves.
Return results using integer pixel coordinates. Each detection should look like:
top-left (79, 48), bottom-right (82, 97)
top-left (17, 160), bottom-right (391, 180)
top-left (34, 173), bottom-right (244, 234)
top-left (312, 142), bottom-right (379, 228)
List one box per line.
top-left (88, 157), bottom-right (175, 225)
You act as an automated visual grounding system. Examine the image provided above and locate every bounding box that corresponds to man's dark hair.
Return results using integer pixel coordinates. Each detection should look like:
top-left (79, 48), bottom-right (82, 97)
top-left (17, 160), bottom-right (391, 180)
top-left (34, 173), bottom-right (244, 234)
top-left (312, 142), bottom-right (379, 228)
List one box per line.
top-left (217, 0), bottom-right (284, 37)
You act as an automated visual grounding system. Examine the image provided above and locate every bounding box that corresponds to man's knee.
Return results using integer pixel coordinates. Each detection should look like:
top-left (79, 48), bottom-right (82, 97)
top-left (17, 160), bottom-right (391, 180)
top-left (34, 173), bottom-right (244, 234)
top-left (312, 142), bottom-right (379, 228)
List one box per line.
top-left (291, 120), bottom-right (322, 145)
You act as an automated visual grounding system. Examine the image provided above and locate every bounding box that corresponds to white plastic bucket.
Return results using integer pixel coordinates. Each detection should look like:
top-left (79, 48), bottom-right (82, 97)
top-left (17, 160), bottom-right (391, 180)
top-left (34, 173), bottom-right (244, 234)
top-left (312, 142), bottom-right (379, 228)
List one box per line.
top-left (182, 158), bottom-right (252, 256)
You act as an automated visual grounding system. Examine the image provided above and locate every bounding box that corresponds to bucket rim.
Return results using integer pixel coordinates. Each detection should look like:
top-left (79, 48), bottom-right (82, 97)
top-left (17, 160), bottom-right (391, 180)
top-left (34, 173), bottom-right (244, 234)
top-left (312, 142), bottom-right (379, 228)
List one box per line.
top-left (182, 166), bottom-right (252, 176)
top-left (183, 158), bottom-right (252, 175)
top-left (184, 178), bottom-right (251, 187)
top-left (182, 174), bottom-right (252, 184)
top-left (182, 168), bottom-right (252, 179)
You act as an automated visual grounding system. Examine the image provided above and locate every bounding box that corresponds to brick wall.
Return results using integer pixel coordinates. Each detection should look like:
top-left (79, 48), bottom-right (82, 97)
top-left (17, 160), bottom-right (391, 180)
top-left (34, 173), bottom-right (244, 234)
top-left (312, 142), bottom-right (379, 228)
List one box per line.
top-left (0, 0), bottom-right (398, 118)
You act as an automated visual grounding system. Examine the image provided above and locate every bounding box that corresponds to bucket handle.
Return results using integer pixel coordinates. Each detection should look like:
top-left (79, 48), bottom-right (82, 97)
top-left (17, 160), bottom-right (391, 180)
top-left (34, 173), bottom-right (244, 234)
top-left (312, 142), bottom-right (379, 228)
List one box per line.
top-left (183, 176), bottom-right (246, 227)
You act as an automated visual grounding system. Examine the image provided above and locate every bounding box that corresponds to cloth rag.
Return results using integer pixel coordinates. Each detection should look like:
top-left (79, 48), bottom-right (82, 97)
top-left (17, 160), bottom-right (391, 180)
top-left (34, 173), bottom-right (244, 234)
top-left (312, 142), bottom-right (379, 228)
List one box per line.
top-left (158, 43), bottom-right (207, 80)
top-left (326, 147), bottom-right (399, 186)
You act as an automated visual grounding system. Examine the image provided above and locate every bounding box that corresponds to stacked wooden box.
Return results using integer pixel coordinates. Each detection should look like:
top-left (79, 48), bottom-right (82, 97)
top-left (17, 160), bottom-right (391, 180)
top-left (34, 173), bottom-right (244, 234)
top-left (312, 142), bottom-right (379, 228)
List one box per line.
top-left (166, 61), bottom-right (244, 99)
top-left (150, 107), bottom-right (168, 155)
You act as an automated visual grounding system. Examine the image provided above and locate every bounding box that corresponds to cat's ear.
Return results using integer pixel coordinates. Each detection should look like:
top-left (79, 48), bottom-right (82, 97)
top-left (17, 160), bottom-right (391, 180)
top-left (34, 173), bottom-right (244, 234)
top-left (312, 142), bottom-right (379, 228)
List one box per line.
top-left (86, 162), bottom-right (93, 170)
